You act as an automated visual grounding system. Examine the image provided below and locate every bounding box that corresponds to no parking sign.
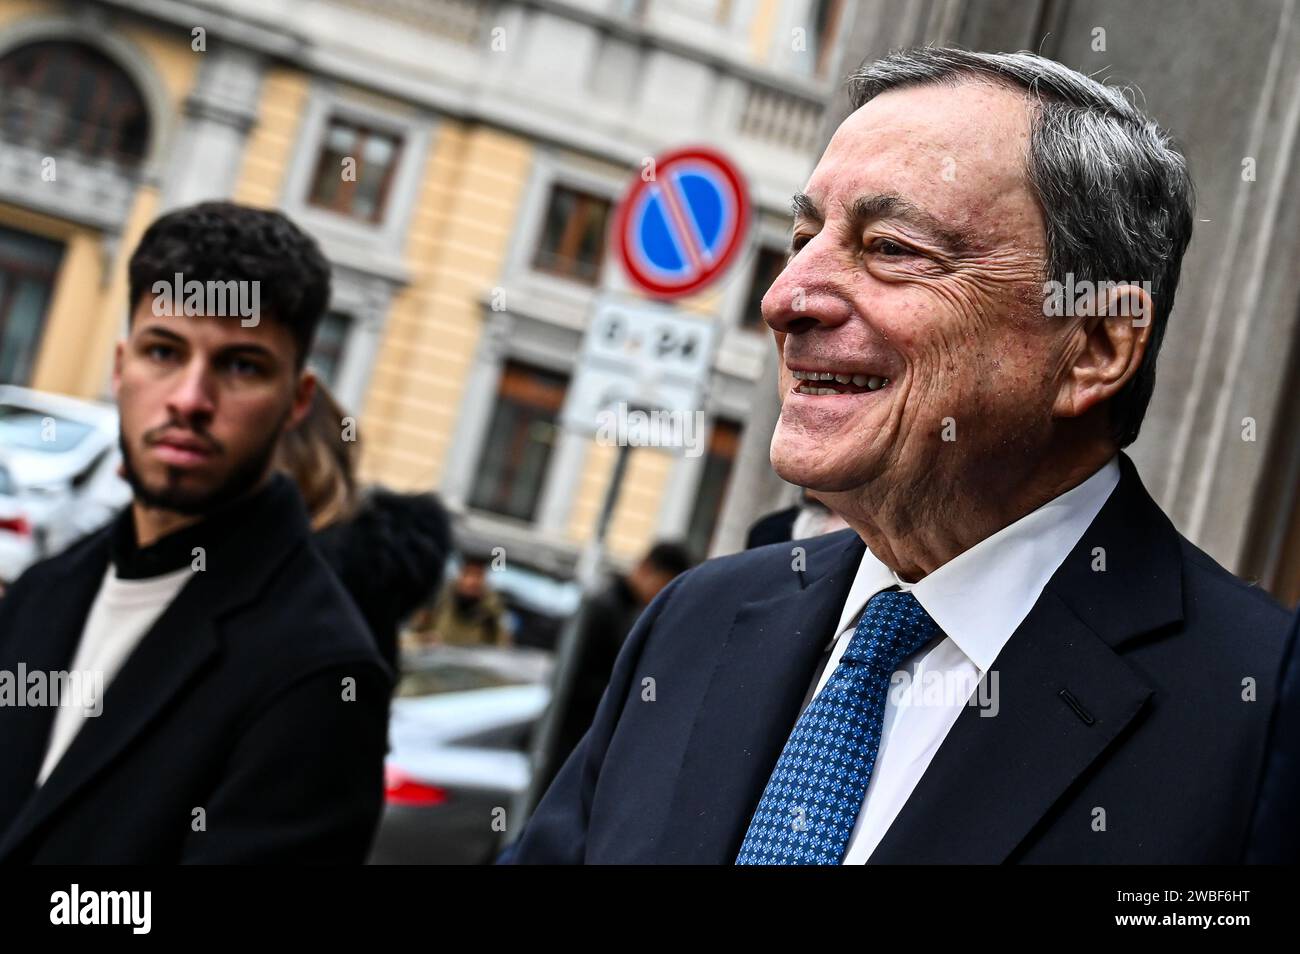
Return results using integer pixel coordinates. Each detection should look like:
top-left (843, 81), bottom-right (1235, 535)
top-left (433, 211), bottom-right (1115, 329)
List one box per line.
top-left (612, 146), bottom-right (751, 298)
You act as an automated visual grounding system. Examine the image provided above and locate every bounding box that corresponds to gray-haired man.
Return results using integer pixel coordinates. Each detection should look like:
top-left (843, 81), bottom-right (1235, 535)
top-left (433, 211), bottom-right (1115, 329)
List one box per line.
top-left (506, 48), bottom-right (1290, 865)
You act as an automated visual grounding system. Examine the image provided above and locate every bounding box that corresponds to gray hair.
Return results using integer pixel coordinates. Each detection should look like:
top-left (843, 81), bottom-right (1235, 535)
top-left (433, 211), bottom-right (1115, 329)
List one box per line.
top-left (847, 47), bottom-right (1195, 448)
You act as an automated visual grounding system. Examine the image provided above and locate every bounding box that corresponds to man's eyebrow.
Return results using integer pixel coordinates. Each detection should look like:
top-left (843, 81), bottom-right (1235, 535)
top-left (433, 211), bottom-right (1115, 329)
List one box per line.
top-left (791, 192), bottom-right (822, 224)
top-left (137, 325), bottom-right (277, 362)
top-left (844, 192), bottom-right (976, 254)
top-left (137, 324), bottom-right (188, 344)
top-left (216, 342), bottom-right (277, 363)
top-left (791, 190), bottom-right (977, 255)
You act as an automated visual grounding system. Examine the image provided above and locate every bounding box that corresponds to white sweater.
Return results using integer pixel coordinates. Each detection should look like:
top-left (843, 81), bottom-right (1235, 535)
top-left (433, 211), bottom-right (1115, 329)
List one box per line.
top-left (38, 564), bottom-right (194, 785)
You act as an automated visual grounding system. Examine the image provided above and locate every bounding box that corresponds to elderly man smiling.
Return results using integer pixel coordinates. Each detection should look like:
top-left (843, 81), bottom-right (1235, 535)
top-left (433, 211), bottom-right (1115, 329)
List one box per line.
top-left (507, 48), bottom-right (1291, 865)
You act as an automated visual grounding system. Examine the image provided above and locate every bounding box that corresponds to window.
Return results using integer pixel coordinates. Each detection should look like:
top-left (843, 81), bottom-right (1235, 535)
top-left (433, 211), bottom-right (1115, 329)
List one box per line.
top-left (686, 418), bottom-right (742, 558)
top-left (470, 362), bottom-right (568, 522)
top-left (0, 227), bottom-right (64, 385)
top-left (308, 311), bottom-right (351, 387)
top-left (0, 40), bottom-right (150, 166)
top-left (307, 119), bottom-right (402, 223)
top-left (741, 246), bottom-right (788, 329)
top-left (533, 185), bottom-right (611, 285)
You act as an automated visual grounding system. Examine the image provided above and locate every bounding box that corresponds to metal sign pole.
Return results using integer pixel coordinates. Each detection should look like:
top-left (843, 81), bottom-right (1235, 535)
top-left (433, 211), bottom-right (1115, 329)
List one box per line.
top-left (507, 146), bottom-right (750, 851)
top-left (510, 440), bottom-right (631, 835)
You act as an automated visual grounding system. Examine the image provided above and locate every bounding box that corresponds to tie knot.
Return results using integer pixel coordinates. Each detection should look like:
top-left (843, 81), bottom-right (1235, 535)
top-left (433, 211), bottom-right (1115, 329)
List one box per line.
top-left (840, 589), bottom-right (940, 674)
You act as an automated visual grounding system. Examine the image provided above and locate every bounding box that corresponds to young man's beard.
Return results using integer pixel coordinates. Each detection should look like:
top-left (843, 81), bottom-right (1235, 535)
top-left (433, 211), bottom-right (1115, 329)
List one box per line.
top-left (118, 417), bottom-right (287, 518)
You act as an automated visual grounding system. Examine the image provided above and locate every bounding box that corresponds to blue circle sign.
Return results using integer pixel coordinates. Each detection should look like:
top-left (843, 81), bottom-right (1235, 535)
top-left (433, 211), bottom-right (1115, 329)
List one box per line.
top-left (613, 146), bottom-right (750, 299)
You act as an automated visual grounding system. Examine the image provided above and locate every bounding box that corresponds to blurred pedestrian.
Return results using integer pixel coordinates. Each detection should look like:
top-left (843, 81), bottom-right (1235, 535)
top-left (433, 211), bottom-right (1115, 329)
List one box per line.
top-left (745, 488), bottom-right (848, 549)
top-left (538, 542), bottom-right (694, 795)
top-left (410, 554), bottom-right (511, 648)
top-left (276, 382), bottom-right (451, 671)
top-left (0, 202), bottom-right (389, 863)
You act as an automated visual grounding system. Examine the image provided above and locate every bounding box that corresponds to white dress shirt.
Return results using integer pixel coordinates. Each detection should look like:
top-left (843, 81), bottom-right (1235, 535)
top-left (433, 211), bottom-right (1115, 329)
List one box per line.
top-left (810, 456), bottom-right (1121, 863)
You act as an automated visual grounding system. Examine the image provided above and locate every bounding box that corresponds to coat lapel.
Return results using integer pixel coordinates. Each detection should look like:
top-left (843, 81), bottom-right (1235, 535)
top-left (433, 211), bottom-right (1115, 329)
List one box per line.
top-left (0, 581), bottom-right (224, 856)
top-left (656, 531), bottom-right (865, 863)
top-left (865, 588), bottom-right (1154, 863)
top-left (0, 534), bottom-right (112, 824)
top-left (0, 476), bottom-right (311, 859)
top-left (868, 453), bottom-right (1184, 863)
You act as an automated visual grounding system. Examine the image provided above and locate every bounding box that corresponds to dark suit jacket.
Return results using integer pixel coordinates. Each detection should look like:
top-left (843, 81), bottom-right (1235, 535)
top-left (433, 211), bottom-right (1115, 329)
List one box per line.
top-left (0, 475), bottom-right (392, 864)
top-left (1245, 609), bottom-right (1300, 862)
top-left (509, 455), bottom-right (1291, 863)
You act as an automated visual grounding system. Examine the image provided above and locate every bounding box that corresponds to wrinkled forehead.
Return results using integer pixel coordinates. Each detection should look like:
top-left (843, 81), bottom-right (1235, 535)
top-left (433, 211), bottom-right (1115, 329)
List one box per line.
top-left (804, 80), bottom-right (1043, 246)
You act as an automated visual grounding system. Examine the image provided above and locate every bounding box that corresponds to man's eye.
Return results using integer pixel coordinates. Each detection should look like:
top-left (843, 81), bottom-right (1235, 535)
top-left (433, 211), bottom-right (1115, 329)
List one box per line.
top-left (870, 238), bottom-right (913, 257)
top-left (223, 357), bottom-right (263, 377)
top-left (790, 234), bottom-right (813, 254)
top-left (145, 344), bottom-right (176, 361)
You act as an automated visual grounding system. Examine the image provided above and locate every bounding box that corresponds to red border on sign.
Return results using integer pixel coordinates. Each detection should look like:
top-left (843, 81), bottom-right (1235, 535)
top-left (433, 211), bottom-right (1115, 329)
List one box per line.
top-left (611, 145), bottom-right (751, 299)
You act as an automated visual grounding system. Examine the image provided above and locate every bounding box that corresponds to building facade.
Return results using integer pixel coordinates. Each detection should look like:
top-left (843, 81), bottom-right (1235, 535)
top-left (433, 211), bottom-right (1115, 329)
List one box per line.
top-left (2, 0), bottom-right (1298, 602)
top-left (0, 0), bottom-right (855, 576)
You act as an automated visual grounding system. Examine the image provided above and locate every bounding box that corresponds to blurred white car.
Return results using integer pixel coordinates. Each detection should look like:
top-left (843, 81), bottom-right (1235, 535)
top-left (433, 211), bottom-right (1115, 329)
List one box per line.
top-left (0, 462), bottom-right (38, 585)
top-left (369, 647), bottom-right (553, 865)
top-left (0, 385), bottom-right (129, 581)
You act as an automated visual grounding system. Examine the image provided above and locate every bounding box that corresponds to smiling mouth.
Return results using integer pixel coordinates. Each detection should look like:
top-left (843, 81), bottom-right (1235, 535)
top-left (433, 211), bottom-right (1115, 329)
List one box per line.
top-left (790, 368), bottom-right (890, 396)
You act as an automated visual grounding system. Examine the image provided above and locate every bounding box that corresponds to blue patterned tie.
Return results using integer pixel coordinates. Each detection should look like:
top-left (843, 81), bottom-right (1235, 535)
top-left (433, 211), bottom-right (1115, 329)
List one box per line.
top-left (735, 589), bottom-right (941, 864)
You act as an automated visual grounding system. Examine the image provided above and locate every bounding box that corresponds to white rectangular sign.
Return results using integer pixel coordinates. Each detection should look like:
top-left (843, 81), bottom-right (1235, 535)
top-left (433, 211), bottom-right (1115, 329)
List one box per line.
top-left (561, 297), bottom-right (719, 435)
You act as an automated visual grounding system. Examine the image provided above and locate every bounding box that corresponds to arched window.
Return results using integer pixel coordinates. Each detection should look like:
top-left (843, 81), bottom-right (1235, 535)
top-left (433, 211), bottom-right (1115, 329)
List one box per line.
top-left (0, 40), bottom-right (150, 167)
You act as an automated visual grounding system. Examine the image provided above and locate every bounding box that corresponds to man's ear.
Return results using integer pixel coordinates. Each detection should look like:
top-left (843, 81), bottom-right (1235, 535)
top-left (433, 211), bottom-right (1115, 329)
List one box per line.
top-left (288, 369), bottom-right (317, 430)
top-left (1053, 283), bottom-right (1154, 420)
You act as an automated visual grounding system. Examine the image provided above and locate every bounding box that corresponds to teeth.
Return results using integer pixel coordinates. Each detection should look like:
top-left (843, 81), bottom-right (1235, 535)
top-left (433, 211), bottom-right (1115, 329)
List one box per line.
top-left (791, 370), bottom-right (890, 392)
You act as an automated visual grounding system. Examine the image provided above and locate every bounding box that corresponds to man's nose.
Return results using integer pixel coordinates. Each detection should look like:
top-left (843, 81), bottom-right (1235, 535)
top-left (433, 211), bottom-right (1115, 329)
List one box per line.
top-left (761, 240), bottom-right (853, 335)
top-left (166, 358), bottom-right (217, 423)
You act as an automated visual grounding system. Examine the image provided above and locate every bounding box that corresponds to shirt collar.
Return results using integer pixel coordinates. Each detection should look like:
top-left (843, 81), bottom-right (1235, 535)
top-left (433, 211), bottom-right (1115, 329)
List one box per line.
top-left (830, 456), bottom-right (1121, 672)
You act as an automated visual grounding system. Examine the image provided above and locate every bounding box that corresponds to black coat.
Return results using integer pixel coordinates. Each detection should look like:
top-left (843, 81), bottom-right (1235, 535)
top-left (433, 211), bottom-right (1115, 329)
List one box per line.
top-left (508, 454), bottom-right (1292, 863)
top-left (744, 505), bottom-right (800, 549)
top-left (540, 575), bottom-right (644, 794)
top-left (0, 475), bottom-right (392, 864)
top-left (1245, 608), bottom-right (1300, 862)
top-left (314, 489), bottom-right (451, 671)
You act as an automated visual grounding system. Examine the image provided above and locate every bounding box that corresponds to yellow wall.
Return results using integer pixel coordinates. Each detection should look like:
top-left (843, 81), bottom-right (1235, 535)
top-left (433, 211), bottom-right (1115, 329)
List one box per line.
top-left (749, 0), bottom-right (782, 64)
top-left (0, 0), bottom-right (48, 30)
top-left (361, 123), bottom-right (535, 490)
top-left (233, 68), bottom-right (311, 207)
top-left (120, 21), bottom-right (200, 113)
